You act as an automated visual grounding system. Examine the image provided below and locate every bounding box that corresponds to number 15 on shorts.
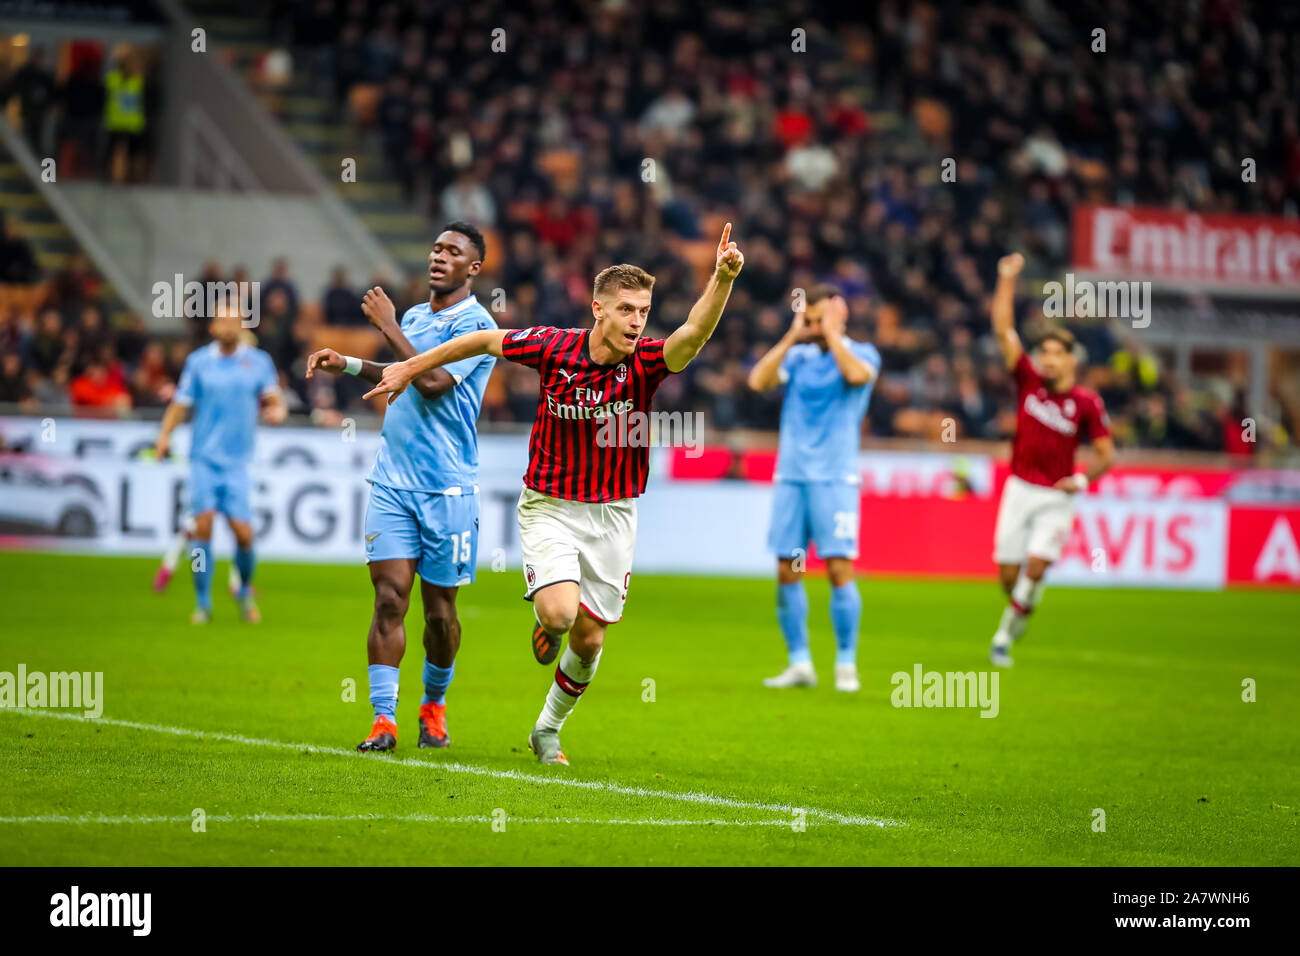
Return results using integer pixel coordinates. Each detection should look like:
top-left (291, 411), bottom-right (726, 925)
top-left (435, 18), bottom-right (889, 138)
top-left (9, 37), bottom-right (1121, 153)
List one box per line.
top-left (450, 531), bottom-right (472, 563)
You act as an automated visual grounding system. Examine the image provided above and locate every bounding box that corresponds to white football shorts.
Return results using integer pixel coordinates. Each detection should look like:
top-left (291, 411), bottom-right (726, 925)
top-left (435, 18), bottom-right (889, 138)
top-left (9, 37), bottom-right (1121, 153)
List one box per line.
top-left (517, 486), bottom-right (637, 624)
top-left (992, 474), bottom-right (1076, 565)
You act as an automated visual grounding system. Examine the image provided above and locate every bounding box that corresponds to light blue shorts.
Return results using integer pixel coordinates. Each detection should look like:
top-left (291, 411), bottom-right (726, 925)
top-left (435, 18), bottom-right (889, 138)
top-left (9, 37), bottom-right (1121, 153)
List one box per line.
top-left (364, 481), bottom-right (479, 586)
top-left (767, 480), bottom-right (861, 560)
top-left (190, 459), bottom-right (252, 523)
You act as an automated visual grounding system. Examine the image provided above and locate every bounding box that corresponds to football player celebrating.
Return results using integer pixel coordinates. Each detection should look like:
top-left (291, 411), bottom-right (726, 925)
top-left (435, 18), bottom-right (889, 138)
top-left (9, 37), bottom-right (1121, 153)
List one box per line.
top-left (988, 253), bottom-right (1114, 666)
top-left (364, 223), bottom-right (744, 765)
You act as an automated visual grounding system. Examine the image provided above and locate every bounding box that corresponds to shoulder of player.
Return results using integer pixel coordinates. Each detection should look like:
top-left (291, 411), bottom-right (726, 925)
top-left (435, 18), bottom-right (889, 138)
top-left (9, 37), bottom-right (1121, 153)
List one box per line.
top-left (503, 326), bottom-right (582, 367)
top-left (779, 342), bottom-right (813, 375)
top-left (1073, 384), bottom-right (1106, 408)
top-left (1015, 351), bottom-right (1042, 382)
top-left (400, 302), bottom-right (430, 326)
top-left (471, 311), bottom-right (499, 333)
top-left (847, 337), bottom-right (881, 361)
top-left (453, 299), bottom-right (498, 331)
top-left (185, 341), bottom-right (220, 370)
top-left (505, 324), bottom-right (567, 343)
top-left (230, 343), bottom-right (273, 367)
top-left (549, 328), bottom-right (591, 357)
top-left (631, 336), bottom-right (672, 370)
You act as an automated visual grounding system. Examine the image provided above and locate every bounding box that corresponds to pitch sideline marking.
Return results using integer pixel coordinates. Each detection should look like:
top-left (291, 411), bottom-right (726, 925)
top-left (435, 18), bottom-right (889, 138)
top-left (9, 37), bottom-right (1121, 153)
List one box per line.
top-left (0, 813), bottom-right (795, 828)
top-left (5, 710), bottom-right (902, 828)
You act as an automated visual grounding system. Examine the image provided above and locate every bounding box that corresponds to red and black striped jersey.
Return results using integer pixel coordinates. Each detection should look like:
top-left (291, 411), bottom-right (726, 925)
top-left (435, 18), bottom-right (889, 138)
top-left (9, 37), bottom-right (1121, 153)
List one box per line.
top-left (500, 326), bottom-right (675, 501)
top-left (1010, 352), bottom-right (1110, 486)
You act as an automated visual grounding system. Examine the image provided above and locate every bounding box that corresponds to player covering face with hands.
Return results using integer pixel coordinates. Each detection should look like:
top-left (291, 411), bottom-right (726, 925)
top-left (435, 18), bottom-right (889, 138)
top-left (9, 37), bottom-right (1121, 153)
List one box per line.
top-left (747, 285), bottom-right (881, 691)
top-left (364, 224), bottom-right (744, 766)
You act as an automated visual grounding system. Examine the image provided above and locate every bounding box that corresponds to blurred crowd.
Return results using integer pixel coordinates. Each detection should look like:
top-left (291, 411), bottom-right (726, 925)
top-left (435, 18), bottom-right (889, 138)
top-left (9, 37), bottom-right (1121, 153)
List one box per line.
top-left (282, 0), bottom-right (1300, 450)
top-left (0, 251), bottom-right (440, 417)
top-left (3, 0), bottom-right (1298, 454)
top-left (2, 45), bottom-right (158, 183)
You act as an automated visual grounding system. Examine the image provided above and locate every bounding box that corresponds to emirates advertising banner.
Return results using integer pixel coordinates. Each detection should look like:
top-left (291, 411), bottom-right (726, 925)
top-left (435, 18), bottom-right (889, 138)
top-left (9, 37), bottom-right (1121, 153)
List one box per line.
top-left (1072, 204), bottom-right (1300, 290)
top-left (2, 416), bottom-right (1298, 589)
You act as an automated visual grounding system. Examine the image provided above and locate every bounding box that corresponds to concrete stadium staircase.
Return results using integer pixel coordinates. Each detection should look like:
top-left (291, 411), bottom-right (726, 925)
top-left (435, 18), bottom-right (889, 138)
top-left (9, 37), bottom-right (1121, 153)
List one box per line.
top-left (0, 146), bottom-right (130, 324)
top-left (183, 0), bottom-right (433, 276)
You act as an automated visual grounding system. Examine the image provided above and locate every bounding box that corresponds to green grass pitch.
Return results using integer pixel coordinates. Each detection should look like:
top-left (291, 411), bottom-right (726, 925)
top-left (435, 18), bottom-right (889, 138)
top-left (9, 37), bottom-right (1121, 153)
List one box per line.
top-left (0, 551), bottom-right (1296, 865)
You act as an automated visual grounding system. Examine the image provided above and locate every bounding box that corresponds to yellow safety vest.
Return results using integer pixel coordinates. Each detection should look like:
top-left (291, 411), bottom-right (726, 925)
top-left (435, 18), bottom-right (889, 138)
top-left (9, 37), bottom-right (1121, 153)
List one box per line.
top-left (104, 71), bottom-right (144, 134)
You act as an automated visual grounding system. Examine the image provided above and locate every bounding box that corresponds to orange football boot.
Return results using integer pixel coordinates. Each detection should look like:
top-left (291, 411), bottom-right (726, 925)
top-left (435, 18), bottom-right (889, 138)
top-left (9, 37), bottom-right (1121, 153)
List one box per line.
top-left (357, 715), bottom-right (397, 752)
top-left (417, 702), bottom-right (449, 748)
top-left (531, 619), bottom-right (561, 665)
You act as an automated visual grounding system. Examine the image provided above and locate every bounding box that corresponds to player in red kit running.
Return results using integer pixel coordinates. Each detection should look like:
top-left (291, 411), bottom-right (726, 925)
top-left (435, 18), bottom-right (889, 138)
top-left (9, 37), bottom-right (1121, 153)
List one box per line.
top-left (988, 253), bottom-right (1114, 667)
top-left (365, 223), bottom-right (745, 764)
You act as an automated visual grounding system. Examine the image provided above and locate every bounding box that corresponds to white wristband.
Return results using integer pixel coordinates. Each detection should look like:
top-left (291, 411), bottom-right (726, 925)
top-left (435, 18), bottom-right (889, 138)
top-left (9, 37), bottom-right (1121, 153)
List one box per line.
top-left (1073, 474), bottom-right (1089, 492)
top-left (342, 355), bottom-right (362, 376)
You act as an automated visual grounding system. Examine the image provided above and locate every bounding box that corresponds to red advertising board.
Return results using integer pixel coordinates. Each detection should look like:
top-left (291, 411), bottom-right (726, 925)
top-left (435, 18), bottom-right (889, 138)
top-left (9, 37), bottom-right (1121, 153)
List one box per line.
top-left (678, 445), bottom-right (1300, 588)
top-left (1072, 204), bottom-right (1300, 288)
top-left (805, 492), bottom-right (1234, 589)
top-left (1226, 507), bottom-right (1300, 586)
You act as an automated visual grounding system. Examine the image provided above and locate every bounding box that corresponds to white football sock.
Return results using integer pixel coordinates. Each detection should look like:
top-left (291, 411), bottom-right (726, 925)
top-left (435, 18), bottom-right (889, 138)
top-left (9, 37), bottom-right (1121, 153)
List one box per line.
top-left (1011, 573), bottom-right (1045, 611)
top-left (993, 606), bottom-right (1017, 648)
top-left (161, 528), bottom-right (189, 573)
top-left (995, 573), bottom-right (1045, 647)
top-left (536, 647), bottom-right (601, 732)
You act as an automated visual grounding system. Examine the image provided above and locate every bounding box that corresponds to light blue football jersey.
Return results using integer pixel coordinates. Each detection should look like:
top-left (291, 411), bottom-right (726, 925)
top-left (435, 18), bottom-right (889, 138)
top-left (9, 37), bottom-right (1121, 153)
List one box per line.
top-left (367, 294), bottom-right (497, 493)
top-left (773, 337), bottom-right (881, 484)
top-left (174, 342), bottom-right (279, 465)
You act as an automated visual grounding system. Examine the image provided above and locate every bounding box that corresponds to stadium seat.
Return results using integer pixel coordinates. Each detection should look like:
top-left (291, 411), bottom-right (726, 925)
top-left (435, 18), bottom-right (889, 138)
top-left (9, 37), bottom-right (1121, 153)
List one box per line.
top-left (308, 326), bottom-right (382, 360)
top-left (0, 282), bottom-right (51, 315)
top-left (536, 150), bottom-right (581, 193)
top-left (348, 84), bottom-right (382, 127)
top-left (913, 97), bottom-right (951, 140)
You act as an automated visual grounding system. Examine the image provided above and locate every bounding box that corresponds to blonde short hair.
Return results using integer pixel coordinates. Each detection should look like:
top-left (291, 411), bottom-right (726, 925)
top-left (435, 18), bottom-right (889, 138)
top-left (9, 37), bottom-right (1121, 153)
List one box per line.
top-left (593, 263), bottom-right (655, 300)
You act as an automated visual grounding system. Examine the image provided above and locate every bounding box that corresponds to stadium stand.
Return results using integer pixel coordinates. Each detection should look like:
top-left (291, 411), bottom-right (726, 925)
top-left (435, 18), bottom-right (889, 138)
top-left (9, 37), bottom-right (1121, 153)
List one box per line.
top-left (1, 0), bottom-right (1297, 455)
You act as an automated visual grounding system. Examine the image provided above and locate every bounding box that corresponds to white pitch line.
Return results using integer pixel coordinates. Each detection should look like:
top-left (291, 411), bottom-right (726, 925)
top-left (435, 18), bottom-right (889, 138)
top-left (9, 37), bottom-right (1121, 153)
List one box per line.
top-left (4, 709), bottom-right (901, 828)
top-left (0, 813), bottom-right (795, 828)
